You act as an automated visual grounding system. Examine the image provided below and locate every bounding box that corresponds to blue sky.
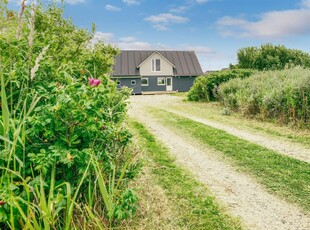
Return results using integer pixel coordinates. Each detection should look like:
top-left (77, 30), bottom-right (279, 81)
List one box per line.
top-left (8, 0), bottom-right (310, 70)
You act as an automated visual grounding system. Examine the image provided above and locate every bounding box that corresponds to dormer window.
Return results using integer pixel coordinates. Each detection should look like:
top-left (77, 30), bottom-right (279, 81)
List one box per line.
top-left (152, 59), bottom-right (161, 72)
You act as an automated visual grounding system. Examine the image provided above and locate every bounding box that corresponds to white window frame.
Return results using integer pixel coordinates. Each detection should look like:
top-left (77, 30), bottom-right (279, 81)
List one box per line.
top-left (141, 77), bottom-right (149, 86)
top-left (131, 80), bottom-right (136, 86)
top-left (157, 77), bottom-right (165, 86)
top-left (152, 59), bottom-right (161, 72)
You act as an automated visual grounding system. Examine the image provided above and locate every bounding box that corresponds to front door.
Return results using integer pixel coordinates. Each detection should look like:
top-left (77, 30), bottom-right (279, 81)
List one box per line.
top-left (166, 77), bottom-right (173, 91)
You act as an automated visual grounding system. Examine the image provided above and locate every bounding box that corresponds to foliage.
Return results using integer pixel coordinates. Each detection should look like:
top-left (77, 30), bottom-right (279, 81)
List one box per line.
top-left (187, 69), bottom-right (254, 101)
top-left (0, 1), bottom-right (139, 229)
top-left (236, 44), bottom-right (310, 70)
top-left (218, 68), bottom-right (310, 128)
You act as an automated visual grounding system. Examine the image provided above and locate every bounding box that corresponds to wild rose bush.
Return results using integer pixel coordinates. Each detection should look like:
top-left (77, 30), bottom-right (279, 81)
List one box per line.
top-left (0, 1), bottom-right (139, 229)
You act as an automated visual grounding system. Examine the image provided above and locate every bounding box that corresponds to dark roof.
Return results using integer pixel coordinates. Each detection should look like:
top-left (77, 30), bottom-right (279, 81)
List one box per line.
top-left (113, 50), bottom-right (203, 76)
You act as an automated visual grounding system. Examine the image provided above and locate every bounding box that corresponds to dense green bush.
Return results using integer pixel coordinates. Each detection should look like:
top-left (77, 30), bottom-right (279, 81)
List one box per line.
top-left (187, 69), bottom-right (254, 101)
top-left (218, 68), bottom-right (310, 128)
top-left (0, 1), bottom-right (138, 229)
top-left (237, 44), bottom-right (310, 70)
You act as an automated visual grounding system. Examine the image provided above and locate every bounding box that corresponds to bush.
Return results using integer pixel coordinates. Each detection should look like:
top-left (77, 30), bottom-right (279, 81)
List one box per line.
top-left (218, 67), bottom-right (310, 128)
top-left (0, 2), bottom-right (139, 229)
top-left (187, 69), bottom-right (254, 101)
top-left (237, 44), bottom-right (310, 70)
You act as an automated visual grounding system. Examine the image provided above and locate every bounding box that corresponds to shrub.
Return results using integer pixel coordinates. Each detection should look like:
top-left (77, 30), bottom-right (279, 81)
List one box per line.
top-left (218, 67), bottom-right (310, 128)
top-left (0, 1), bottom-right (139, 229)
top-left (237, 44), bottom-right (310, 70)
top-left (187, 69), bottom-right (254, 101)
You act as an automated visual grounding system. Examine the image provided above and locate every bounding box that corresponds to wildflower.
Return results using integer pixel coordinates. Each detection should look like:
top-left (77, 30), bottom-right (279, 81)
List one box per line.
top-left (88, 77), bottom-right (101, 87)
top-left (0, 201), bottom-right (6, 206)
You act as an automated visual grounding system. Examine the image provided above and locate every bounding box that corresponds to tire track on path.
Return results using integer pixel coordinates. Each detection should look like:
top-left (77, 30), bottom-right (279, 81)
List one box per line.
top-left (129, 95), bottom-right (310, 230)
top-left (164, 108), bottom-right (310, 164)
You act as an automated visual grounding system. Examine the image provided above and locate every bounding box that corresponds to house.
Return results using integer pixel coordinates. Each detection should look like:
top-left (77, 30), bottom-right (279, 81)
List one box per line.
top-left (112, 50), bottom-right (203, 94)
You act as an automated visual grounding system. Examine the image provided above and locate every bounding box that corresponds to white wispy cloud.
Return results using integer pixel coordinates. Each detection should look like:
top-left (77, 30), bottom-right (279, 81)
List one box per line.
top-left (217, 1), bottom-right (310, 39)
top-left (92, 32), bottom-right (168, 50)
top-left (169, 6), bottom-right (189, 14)
top-left (123, 0), bottom-right (140, 5)
top-left (65, 0), bottom-right (85, 4)
top-left (105, 4), bottom-right (121, 12)
top-left (301, 0), bottom-right (310, 8)
top-left (145, 13), bottom-right (188, 23)
top-left (145, 13), bottom-right (189, 30)
top-left (195, 0), bottom-right (208, 4)
top-left (92, 32), bottom-right (115, 44)
top-left (119, 36), bottom-right (136, 42)
top-left (184, 46), bottom-right (215, 54)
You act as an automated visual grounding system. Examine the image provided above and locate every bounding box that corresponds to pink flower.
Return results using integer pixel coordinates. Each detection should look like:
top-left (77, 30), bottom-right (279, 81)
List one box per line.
top-left (88, 77), bottom-right (101, 87)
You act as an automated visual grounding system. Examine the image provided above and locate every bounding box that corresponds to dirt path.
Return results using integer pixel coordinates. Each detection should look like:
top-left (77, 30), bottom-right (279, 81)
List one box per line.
top-left (131, 95), bottom-right (310, 164)
top-left (129, 95), bottom-right (310, 230)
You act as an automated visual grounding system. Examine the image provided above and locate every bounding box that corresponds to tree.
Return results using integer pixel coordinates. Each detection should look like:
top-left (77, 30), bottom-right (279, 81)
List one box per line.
top-left (236, 44), bottom-right (310, 70)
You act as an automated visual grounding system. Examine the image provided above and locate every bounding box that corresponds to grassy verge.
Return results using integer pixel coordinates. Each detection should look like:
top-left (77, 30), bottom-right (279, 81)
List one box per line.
top-left (167, 98), bottom-right (310, 148)
top-left (128, 121), bottom-right (242, 229)
top-left (150, 109), bottom-right (310, 212)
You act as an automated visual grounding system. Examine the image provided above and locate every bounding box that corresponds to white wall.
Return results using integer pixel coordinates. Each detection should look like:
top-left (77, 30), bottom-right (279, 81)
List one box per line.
top-left (139, 53), bottom-right (174, 76)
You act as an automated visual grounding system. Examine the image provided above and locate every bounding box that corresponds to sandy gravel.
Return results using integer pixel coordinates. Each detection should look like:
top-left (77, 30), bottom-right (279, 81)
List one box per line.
top-left (129, 95), bottom-right (310, 230)
top-left (132, 95), bottom-right (310, 164)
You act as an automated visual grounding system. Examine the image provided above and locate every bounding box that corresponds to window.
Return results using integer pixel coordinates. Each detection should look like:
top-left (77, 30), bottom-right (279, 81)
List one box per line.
top-left (157, 77), bottom-right (165, 85)
top-left (152, 59), bottom-right (161, 72)
top-left (141, 77), bottom-right (148, 86)
top-left (131, 80), bottom-right (136, 85)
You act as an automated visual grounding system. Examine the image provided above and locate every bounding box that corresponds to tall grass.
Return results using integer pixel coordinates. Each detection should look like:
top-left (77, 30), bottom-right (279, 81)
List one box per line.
top-left (0, 2), bottom-right (139, 229)
top-left (218, 67), bottom-right (310, 128)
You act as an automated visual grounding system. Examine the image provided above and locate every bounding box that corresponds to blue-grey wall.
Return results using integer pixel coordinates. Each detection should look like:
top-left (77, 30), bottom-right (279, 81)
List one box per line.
top-left (114, 76), bottom-right (197, 93)
top-left (116, 78), bottom-right (141, 94)
top-left (173, 76), bottom-right (197, 92)
top-left (141, 76), bottom-right (166, 92)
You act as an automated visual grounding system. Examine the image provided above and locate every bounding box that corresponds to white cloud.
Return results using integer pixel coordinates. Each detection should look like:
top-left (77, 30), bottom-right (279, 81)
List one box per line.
top-left (169, 6), bottom-right (189, 14)
top-left (92, 32), bottom-right (115, 44)
top-left (119, 36), bottom-right (137, 42)
top-left (105, 4), bottom-right (121, 12)
top-left (217, 3), bottom-right (310, 39)
top-left (195, 0), bottom-right (208, 3)
top-left (145, 13), bottom-right (189, 30)
top-left (145, 13), bottom-right (188, 23)
top-left (123, 0), bottom-right (140, 5)
top-left (153, 24), bottom-right (168, 31)
top-left (301, 0), bottom-right (310, 8)
top-left (64, 0), bottom-right (86, 5)
top-left (185, 46), bottom-right (215, 54)
top-left (91, 32), bottom-right (166, 50)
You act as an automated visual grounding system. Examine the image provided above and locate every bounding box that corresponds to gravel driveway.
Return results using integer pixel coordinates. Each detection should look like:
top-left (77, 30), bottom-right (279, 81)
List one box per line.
top-left (129, 94), bottom-right (310, 230)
